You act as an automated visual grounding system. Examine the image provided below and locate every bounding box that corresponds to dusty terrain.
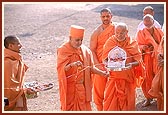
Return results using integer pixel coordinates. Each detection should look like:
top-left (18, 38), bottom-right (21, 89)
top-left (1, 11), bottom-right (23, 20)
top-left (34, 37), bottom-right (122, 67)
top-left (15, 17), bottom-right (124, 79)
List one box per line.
top-left (3, 2), bottom-right (164, 112)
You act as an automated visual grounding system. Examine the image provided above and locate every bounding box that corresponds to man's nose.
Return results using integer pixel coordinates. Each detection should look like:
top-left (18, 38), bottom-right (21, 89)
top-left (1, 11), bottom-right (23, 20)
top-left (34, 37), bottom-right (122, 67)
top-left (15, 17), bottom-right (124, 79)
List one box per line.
top-left (19, 44), bottom-right (23, 48)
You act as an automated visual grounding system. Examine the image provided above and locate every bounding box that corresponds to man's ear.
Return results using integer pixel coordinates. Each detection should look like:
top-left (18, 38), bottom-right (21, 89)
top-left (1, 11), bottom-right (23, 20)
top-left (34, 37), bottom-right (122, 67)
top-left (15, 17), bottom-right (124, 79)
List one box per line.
top-left (8, 43), bottom-right (13, 49)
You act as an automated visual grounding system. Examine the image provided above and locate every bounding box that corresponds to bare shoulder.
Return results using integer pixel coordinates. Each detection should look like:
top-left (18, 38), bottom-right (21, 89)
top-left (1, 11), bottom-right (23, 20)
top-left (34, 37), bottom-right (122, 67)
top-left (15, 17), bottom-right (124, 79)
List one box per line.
top-left (91, 25), bottom-right (103, 39)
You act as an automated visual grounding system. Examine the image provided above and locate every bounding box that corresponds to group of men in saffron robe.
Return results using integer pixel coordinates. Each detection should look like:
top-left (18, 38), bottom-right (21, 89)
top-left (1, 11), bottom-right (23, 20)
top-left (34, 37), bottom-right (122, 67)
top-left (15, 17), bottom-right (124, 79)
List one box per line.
top-left (4, 5), bottom-right (164, 111)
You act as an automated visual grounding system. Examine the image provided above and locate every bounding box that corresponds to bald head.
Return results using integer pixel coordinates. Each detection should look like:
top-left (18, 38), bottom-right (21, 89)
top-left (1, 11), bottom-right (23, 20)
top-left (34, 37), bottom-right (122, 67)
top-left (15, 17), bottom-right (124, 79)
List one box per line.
top-left (4, 35), bottom-right (18, 48)
top-left (143, 6), bottom-right (154, 16)
top-left (115, 23), bottom-right (128, 31)
top-left (4, 35), bottom-right (22, 53)
top-left (115, 23), bottom-right (128, 42)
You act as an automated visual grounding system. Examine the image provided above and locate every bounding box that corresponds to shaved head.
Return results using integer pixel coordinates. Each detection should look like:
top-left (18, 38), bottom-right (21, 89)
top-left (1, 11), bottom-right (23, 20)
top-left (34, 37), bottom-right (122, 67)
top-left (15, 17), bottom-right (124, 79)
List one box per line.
top-left (4, 35), bottom-right (18, 48)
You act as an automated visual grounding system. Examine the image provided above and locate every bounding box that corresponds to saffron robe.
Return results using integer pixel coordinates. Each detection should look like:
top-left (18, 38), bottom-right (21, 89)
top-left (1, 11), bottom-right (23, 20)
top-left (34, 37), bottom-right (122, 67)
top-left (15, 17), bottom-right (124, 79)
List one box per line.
top-left (91, 23), bottom-right (115, 110)
top-left (148, 37), bottom-right (164, 110)
top-left (102, 36), bottom-right (142, 111)
top-left (136, 27), bottom-right (163, 99)
top-left (57, 42), bottom-right (94, 111)
top-left (4, 48), bottom-right (28, 111)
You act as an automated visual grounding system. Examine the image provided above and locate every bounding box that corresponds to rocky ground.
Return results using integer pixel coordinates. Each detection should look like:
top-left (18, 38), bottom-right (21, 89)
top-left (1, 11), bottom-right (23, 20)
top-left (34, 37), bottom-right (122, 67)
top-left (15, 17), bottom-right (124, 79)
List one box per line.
top-left (3, 2), bottom-right (165, 112)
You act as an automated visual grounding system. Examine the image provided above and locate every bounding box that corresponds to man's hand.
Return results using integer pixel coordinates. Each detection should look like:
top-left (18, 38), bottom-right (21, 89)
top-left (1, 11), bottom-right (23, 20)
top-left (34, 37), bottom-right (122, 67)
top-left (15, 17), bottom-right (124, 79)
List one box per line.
top-left (25, 88), bottom-right (37, 95)
top-left (142, 45), bottom-right (149, 51)
top-left (102, 70), bottom-right (110, 77)
top-left (72, 61), bottom-right (83, 67)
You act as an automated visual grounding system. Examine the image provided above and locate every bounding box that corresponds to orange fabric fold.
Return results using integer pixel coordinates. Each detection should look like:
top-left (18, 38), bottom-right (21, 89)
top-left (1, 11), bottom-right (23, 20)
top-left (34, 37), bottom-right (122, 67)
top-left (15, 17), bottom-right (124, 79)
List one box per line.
top-left (94, 23), bottom-right (116, 63)
top-left (57, 43), bottom-right (93, 111)
top-left (4, 48), bottom-right (28, 111)
top-left (134, 65), bottom-right (144, 88)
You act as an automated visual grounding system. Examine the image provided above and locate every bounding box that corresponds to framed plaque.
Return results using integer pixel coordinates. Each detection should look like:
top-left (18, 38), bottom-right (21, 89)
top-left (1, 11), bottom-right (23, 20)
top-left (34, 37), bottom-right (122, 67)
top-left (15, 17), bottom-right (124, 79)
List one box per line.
top-left (107, 46), bottom-right (131, 71)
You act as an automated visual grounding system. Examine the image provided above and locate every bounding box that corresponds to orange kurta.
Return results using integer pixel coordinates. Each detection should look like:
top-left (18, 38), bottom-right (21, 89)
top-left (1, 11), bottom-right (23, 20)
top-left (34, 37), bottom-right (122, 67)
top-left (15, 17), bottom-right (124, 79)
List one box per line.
top-left (57, 42), bottom-right (93, 111)
top-left (136, 27), bottom-right (163, 99)
top-left (102, 36), bottom-right (142, 111)
top-left (148, 37), bottom-right (164, 110)
top-left (91, 23), bottom-right (115, 110)
top-left (4, 48), bottom-right (28, 111)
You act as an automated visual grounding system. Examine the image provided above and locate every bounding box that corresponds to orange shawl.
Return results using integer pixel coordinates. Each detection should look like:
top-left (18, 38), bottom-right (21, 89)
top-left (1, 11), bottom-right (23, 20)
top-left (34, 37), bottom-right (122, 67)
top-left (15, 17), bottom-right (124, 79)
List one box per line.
top-left (136, 27), bottom-right (163, 52)
top-left (92, 23), bottom-right (115, 63)
top-left (136, 27), bottom-right (163, 71)
top-left (57, 42), bottom-right (93, 110)
top-left (4, 48), bottom-right (28, 111)
top-left (136, 27), bottom-right (163, 98)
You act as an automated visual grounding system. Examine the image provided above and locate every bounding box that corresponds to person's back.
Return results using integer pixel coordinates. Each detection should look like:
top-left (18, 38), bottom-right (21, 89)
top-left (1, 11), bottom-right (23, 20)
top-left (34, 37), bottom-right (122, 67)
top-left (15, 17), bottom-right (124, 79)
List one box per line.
top-left (137, 6), bottom-right (161, 31)
top-left (90, 8), bottom-right (116, 111)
